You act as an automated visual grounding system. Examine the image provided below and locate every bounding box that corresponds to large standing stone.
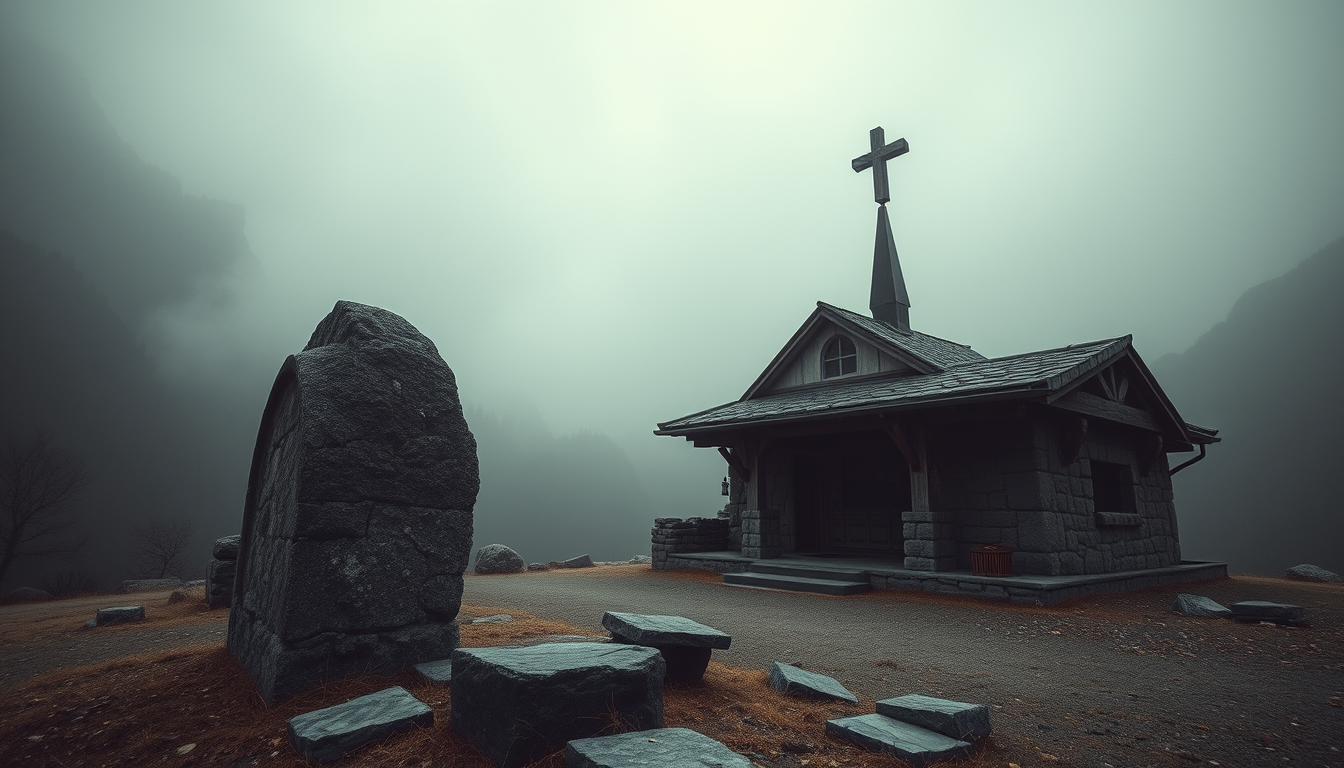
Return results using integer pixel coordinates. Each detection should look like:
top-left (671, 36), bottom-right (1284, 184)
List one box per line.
top-left (565, 728), bottom-right (752, 768)
top-left (227, 301), bottom-right (478, 704)
top-left (287, 686), bottom-right (432, 763)
top-left (1286, 564), bottom-right (1342, 584)
top-left (602, 611), bottom-right (731, 683)
top-left (451, 642), bottom-right (664, 768)
top-left (876, 694), bottom-right (993, 741)
top-left (1172, 594), bottom-right (1231, 618)
top-left (768, 662), bottom-right (858, 704)
top-left (474, 544), bottom-right (525, 574)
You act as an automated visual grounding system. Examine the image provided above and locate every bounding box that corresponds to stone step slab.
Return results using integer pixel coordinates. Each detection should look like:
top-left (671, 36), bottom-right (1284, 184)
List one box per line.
top-left (601, 612), bottom-right (732, 649)
top-left (95, 606), bottom-right (145, 626)
top-left (565, 727), bottom-right (752, 768)
top-left (826, 714), bottom-right (972, 767)
top-left (287, 685), bottom-right (432, 763)
top-left (451, 642), bottom-right (664, 768)
top-left (875, 694), bottom-right (992, 741)
top-left (413, 658), bottom-right (452, 684)
top-left (1172, 594), bottom-right (1231, 618)
top-left (723, 572), bottom-right (871, 596)
top-left (1229, 601), bottom-right (1308, 625)
top-left (768, 662), bottom-right (858, 704)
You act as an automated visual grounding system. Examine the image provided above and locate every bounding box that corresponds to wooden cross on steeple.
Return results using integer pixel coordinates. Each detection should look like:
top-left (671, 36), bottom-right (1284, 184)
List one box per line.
top-left (851, 126), bottom-right (909, 205)
top-left (851, 126), bottom-right (913, 334)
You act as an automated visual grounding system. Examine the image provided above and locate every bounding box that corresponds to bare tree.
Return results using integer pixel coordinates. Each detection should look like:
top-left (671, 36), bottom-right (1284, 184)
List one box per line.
top-left (130, 516), bottom-right (194, 579)
top-left (40, 567), bottom-right (100, 598)
top-left (0, 433), bottom-right (89, 585)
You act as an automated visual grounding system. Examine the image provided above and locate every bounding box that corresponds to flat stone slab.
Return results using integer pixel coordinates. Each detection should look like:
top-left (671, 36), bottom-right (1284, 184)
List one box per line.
top-left (559, 554), bottom-right (594, 568)
top-left (826, 714), bottom-right (972, 767)
top-left (876, 694), bottom-right (992, 741)
top-left (768, 662), bottom-right (858, 704)
top-left (602, 612), bottom-right (732, 649)
top-left (1172, 594), bottom-right (1232, 618)
top-left (1229, 601), bottom-right (1308, 625)
top-left (1286, 564), bottom-right (1342, 584)
top-left (413, 659), bottom-right (452, 683)
top-left (287, 685), bottom-right (432, 762)
top-left (471, 614), bottom-right (513, 623)
top-left (451, 642), bottom-right (664, 768)
top-left (95, 606), bottom-right (145, 626)
top-left (565, 727), bottom-right (751, 768)
top-left (118, 578), bottom-right (183, 593)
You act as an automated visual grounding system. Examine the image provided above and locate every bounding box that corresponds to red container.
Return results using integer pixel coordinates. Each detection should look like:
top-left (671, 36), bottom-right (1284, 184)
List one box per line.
top-left (970, 545), bottom-right (1014, 577)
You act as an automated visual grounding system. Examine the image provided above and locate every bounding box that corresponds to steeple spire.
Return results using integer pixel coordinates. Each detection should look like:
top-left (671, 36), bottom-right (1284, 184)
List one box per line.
top-left (852, 126), bottom-right (912, 334)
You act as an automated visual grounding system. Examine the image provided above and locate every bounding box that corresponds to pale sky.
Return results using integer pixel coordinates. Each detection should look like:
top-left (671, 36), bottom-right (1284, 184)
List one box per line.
top-left (6, 0), bottom-right (1343, 445)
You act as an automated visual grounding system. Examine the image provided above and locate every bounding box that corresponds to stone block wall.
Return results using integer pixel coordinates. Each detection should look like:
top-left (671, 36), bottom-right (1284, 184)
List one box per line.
top-left (932, 414), bottom-right (1181, 576)
top-left (207, 534), bottom-right (240, 609)
top-left (651, 517), bottom-right (731, 569)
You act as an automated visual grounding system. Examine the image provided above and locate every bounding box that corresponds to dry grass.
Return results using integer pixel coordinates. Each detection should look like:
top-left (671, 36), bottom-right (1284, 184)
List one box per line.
top-left (0, 599), bottom-right (1017, 768)
top-left (0, 586), bottom-right (216, 643)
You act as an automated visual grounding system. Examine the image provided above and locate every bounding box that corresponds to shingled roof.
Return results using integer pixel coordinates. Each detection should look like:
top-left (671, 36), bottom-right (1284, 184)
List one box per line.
top-left (659, 336), bottom-right (1131, 435)
top-left (820, 302), bottom-right (986, 370)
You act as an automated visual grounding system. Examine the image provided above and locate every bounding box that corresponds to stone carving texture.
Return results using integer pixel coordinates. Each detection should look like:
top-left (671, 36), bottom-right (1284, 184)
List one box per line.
top-left (227, 301), bottom-right (478, 704)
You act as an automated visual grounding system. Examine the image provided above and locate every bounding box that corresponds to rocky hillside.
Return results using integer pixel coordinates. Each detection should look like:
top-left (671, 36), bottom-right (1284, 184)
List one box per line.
top-left (1153, 236), bottom-right (1344, 575)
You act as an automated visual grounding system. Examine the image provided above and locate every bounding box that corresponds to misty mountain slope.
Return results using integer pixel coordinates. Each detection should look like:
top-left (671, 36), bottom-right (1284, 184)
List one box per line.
top-left (1152, 236), bottom-right (1344, 576)
top-left (469, 408), bottom-right (652, 564)
top-left (0, 36), bottom-right (252, 326)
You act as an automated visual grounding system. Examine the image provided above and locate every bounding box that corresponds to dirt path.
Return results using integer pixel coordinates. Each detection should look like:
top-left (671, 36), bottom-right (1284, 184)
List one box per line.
top-left (463, 567), bottom-right (1344, 768)
top-left (2, 571), bottom-right (1341, 767)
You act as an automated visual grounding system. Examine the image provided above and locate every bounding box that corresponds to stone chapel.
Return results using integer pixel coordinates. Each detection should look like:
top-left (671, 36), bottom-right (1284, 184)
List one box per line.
top-left (655, 128), bottom-right (1220, 585)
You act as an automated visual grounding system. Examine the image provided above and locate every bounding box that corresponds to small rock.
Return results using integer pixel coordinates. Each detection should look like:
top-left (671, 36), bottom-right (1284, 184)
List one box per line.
top-left (769, 662), bottom-right (858, 704)
top-left (413, 659), bottom-right (452, 684)
top-left (212, 534), bottom-right (242, 560)
top-left (559, 554), bottom-right (594, 569)
top-left (527, 563), bottom-right (549, 571)
top-left (184, 579), bottom-right (206, 588)
top-left (95, 606), bottom-right (145, 626)
top-left (1229, 601), bottom-right (1308, 626)
top-left (1285, 564), bottom-right (1342, 584)
top-left (472, 614), bottom-right (513, 623)
top-left (167, 590), bottom-right (190, 604)
top-left (287, 686), bottom-right (433, 762)
top-left (1172, 594), bottom-right (1232, 618)
top-left (1, 587), bottom-right (53, 605)
top-left (627, 555), bottom-right (652, 564)
top-left (565, 727), bottom-right (751, 768)
top-left (876, 694), bottom-right (993, 741)
top-left (176, 743), bottom-right (196, 755)
top-left (118, 578), bottom-right (183, 594)
top-left (474, 544), bottom-right (526, 575)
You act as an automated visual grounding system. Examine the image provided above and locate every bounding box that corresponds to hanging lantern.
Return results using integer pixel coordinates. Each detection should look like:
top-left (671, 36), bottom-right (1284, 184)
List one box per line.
top-left (721, 476), bottom-right (730, 496)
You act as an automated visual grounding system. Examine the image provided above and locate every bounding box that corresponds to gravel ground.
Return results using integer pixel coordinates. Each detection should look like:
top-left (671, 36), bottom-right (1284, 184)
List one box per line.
top-left (463, 568), bottom-right (1344, 768)
top-left (2, 572), bottom-right (1340, 768)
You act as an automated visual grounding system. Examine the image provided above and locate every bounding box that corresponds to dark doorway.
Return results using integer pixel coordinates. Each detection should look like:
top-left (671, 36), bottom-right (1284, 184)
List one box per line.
top-left (793, 431), bottom-right (909, 555)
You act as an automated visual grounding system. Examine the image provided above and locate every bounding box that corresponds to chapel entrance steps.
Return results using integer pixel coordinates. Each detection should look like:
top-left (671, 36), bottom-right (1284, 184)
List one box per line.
top-left (723, 562), bottom-right (872, 596)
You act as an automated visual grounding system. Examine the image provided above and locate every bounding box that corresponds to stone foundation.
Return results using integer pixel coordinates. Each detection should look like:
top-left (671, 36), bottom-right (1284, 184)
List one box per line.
top-left (651, 517), bottom-right (730, 570)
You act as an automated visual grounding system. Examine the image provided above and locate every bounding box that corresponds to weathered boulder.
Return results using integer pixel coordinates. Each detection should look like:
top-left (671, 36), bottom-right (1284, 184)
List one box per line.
top-left (566, 727), bottom-right (751, 768)
top-left (474, 544), bottom-right (525, 574)
top-left (768, 662), bottom-right (858, 704)
top-left (95, 606), bottom-right (145, 626)
top-left (168, 589), bottom-right (190, 604)
top-left (119, 578), bottom-right (183, 593)
top-left (287, 686), bottom-right (432, 763)
top-left (206, 558), bottom-right (236, 609)
top-left (1286, 564), bottom-right (1342, 584)
top-left (559, 554), bottom-right (594, 569)
top-left (227, 301), bottom-right (478, 704)
top-left (1229, 600), bottom-right (1307, 626)
top-left (451, 642), bottom-right (664, 768)
top-left (826, 714), bottom-right (972, 767)
top-left (213, 535), bottom-right (241, 560)
top-left (527, 562), bottom-right (549, 571)
top-left (876, 694), bottom-right (993, 741)
top-left (1172, 594), bottom-right (1232, 618)
top-left (413, 659), bottom-right (453, 684)
top-left (1, 587), bottom-right (53, 604)
top-left (603, 611), bottom-right (731, 682)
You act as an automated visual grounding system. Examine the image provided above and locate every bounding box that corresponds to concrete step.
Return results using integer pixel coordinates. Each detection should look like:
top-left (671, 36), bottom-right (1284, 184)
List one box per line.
top-left (747, 562), bottom-right (870, 582)
top-left (723, 571), bottom-right (871, 596)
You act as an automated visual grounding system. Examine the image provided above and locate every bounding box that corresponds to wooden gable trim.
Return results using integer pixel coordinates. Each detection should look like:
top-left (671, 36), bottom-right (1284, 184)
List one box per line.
top-left (821, 307), bottom-right (940, 375)
top-left (1044, 345), bottom-right (1194, 445)
top-left (740, 307), bottom-right (829, 401)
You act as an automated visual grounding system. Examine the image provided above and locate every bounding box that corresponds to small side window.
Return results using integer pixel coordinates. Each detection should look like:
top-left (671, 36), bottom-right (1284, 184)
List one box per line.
top-left (822, 336), bottom-right (857, 378)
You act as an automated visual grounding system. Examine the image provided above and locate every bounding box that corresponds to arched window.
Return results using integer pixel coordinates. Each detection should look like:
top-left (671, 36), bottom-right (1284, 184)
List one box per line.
top-left (822, 335), bottom-right (857, 378)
